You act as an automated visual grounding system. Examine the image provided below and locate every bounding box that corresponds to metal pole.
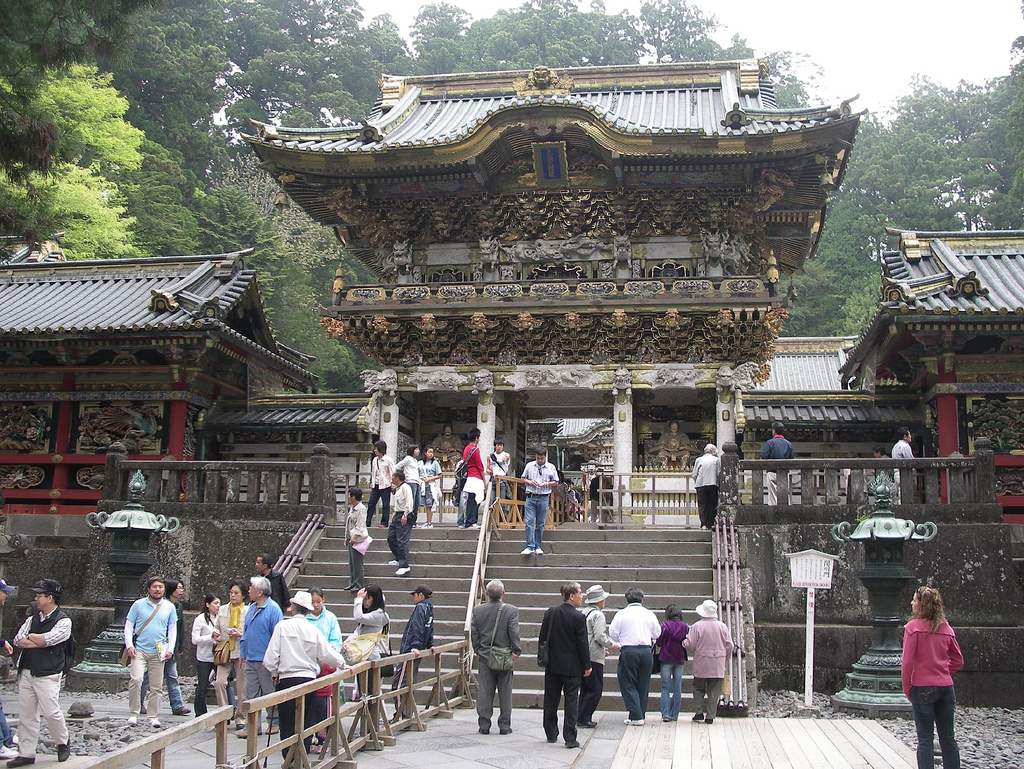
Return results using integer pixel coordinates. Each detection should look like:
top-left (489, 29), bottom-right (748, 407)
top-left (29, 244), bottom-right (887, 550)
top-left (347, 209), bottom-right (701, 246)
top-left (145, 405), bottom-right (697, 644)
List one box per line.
top-left (804, 587), bottom-right (816, 707)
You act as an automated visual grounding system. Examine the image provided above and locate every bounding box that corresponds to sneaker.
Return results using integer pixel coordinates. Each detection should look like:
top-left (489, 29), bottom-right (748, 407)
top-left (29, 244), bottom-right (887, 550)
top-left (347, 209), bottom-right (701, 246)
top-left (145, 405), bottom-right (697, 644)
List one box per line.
top-left (378, 524), bottom-right (387, 528)
top-left (388, 559), bottom-right (400, 566)
top-left (0, 747), bottom-right (18, 760)
top-left (533, 548), bottom-right (544, 555)
top-left (126, 716), bottom-right (138, 726)
top-left (172, 707), bottom-right (191, 716)
top-left (470, 524), bottom-right (481, 529)
top-left (521, 547), bottom-right (534, 555)
top-left (396, 567), bottom-right (411, 576)
top-left (149, 719), bottom-right (162, 728)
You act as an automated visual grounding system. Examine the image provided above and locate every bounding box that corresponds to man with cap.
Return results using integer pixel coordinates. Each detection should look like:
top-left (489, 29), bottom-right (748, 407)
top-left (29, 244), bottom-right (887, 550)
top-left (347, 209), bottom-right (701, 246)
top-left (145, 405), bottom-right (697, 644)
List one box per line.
top-left (577, 584), bottom-right (618, 729)
top-left (263, 591), bottom-right (347, 755)
top-left (392, 585), bottom-right (434, 720)
top-left (11, 579), bottom-right (72, 766)
top-left (520, 446), bottom-right (559, 555)
top-left (0, 579), bottom-right (20, 760)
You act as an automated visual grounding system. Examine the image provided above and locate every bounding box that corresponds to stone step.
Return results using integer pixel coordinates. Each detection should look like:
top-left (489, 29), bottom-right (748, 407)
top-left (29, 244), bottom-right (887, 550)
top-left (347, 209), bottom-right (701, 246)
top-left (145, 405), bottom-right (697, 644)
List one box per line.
top-left (314, 537), bottom-right (711, 556)
top-left (303, 559), bottom-right (710, 580)
top-left (323, 525), bottom-right (710, 542)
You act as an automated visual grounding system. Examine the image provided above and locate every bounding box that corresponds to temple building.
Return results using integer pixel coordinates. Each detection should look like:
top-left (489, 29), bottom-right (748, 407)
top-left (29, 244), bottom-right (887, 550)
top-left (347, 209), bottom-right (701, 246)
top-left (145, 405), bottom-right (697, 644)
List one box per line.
top-left (841, 229), bottom-right (1024, 523)
top-left (245, 60), bottom-right (863, 474)
top-left (0, 242), bottom-right (317, 528)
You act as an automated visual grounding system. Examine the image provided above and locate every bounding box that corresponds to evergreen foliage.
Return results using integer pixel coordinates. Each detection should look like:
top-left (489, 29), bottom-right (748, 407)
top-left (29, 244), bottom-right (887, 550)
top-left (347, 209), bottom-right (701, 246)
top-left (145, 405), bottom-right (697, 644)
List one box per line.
top-left (1, 0), bottom-right (1022, 388)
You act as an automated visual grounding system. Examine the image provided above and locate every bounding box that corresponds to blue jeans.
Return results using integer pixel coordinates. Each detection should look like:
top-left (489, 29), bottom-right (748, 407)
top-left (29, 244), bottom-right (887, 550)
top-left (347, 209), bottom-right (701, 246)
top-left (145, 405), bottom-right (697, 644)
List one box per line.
top-left (141, 657), bottom-right (184, 712)
top-left (911, 685), bottom-right (960, 769)
top-left (366, 486), bottom-right (391, 527)
top-left (616, 645), bottom-right (654, 721)
top-left (660, 663), bottom-right (684, 720)
top-left (0, 697), bottom-right (13, 746)
top-left (523, 494), bottom-right (550, 551)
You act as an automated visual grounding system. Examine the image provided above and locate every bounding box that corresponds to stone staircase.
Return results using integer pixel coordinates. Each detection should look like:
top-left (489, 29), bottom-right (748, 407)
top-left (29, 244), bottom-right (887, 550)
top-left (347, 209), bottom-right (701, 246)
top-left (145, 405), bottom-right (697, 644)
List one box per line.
top-left (296, 522), bottom-right (714, 712)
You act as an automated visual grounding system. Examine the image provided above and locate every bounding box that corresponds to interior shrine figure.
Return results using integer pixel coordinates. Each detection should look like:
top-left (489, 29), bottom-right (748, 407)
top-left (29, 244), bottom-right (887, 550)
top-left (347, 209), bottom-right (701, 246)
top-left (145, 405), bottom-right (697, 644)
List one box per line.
top-left (431, 426), bottom-right (462, 470)
top-left (649, 422), bottom-right (699, 469)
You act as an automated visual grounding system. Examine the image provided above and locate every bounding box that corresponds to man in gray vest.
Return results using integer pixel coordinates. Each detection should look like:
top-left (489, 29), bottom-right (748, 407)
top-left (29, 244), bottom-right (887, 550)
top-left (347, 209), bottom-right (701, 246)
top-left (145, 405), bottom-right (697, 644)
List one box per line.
top-left (470, 579), bottom-right (521, 736)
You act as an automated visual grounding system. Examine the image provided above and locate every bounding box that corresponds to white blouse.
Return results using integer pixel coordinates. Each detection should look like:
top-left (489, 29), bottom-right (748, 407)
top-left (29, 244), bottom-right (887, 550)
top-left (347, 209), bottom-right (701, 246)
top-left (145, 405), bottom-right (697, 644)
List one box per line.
top-left (191, 613), bottom-right (218, 663)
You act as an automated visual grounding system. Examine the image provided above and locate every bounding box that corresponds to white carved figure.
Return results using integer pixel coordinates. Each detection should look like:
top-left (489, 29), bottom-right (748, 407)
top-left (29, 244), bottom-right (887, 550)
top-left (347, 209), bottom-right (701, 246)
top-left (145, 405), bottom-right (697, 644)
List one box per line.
top-left (378, 368), bottom-right (399, 394)
top-left (716, 361), bottom-right (760, 391)
top-left (406, 368), bottom-right (468, 391)
top-left (506, 366), bottom-right (597, 390)
top-left (612, 367), bottom-right (632, 394)
top-left (378, 245), bottom-right (397, 277)
top-left (393, 242), bottom-right (412, 274)
top-left (701, 231), bottom-right (753, 276)
top-left (479, 239), bottom-right (501, 270)
top-left (473, 369), bottom-right (495, 394)
top-left (613, 235), bottom-right (632, 267)
top-left (642, 366), bottom-right (704, 389)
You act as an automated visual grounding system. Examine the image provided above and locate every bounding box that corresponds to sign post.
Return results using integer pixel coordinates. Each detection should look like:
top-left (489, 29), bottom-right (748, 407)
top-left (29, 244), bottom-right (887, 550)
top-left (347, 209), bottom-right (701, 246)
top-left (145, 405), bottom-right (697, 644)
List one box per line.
top-left (785, 549), bottom-right (841, 707)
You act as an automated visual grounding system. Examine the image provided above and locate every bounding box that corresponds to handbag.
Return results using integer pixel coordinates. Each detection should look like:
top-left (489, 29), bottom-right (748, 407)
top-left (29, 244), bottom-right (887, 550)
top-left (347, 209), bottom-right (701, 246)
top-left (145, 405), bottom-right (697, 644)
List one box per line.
top-left (213, 639), bottom-right (231, 666)
top-left (651, 644), bottom-right (662, 675)
top-left (487, 604), bottom-right (514, 671)
top-left (537, 640), bottom-right (549, 668)
top-left (353, 535), bottom-right (372, 555)
top-left (342, 632), bottom-right (382, 666)
top-left (120, 601), bottom-right (162, 666)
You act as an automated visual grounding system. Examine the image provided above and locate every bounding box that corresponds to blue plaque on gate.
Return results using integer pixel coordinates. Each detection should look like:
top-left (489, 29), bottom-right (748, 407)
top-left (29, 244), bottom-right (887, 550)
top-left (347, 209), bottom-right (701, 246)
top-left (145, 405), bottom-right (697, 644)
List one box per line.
top-left (533, 142), bottom-right (568, 187)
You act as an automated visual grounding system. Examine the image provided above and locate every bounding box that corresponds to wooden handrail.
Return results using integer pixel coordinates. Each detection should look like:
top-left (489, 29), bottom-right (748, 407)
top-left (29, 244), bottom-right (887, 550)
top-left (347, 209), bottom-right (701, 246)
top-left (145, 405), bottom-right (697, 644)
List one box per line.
top-left (463, 484), bottom-right (499, 667)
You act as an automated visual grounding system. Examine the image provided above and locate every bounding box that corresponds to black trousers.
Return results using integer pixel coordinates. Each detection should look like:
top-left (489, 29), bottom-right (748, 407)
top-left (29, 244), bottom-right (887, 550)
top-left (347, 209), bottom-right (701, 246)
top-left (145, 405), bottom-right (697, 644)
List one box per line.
top-left (577, 661), bottom-right (604, 724)
top-left (194, 660), bottom-right (216, 715)
top-left (542, 669), bottom-right (581, 745)
top-left (387, 516), bottom-right (413, 568)
top-left (696, 485), bottom-right (719, 528)
top-left (276, 677), bottom-right (316, 757)
top-left (366, 486), bottom-right (391, 527)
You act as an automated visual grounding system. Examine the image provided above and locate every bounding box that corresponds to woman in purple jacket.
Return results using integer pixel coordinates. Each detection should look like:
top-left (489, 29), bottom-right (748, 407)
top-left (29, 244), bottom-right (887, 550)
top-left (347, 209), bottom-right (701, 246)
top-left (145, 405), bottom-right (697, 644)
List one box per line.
top-left (657, 605), bottom-right (689, 721)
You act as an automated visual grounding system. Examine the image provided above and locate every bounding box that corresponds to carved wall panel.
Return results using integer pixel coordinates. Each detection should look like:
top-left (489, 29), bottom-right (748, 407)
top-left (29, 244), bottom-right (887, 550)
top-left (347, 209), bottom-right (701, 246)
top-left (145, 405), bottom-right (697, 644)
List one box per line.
top-left (0, 465), bottom-right (45, 489)
top-left (0, 403), bottom-right (52, 453)
top-left (75, 402), bottom-right (164, 455)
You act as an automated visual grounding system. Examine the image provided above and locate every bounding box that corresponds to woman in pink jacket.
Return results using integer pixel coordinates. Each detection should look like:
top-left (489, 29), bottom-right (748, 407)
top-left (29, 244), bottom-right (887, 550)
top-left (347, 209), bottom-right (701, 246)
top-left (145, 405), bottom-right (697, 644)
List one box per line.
top-left (682, 599), bottom-right (733, 725)
top-left (902, 586), bottom-right (963, 769)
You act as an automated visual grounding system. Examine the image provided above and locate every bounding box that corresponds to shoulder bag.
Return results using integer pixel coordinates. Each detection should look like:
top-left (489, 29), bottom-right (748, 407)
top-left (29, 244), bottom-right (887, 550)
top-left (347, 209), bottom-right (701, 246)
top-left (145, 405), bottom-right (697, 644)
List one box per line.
top-left (487, 604), bottom-right (514, 671)
top-left (342, 630), bottom-right (382, 666)
top-left (120, 602), bottom-right (162, 666)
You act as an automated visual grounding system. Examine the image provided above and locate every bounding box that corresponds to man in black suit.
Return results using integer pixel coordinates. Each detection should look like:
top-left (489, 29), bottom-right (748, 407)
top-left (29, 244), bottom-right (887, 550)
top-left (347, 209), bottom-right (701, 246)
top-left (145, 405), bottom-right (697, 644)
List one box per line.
top-left (538, 582), bottom-right (591, 749)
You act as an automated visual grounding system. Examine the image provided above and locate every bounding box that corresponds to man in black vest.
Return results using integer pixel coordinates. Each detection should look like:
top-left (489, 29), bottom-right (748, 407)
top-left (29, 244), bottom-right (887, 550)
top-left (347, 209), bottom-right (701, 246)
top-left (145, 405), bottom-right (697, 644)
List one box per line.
top-left (255, 554), bottom-right (291, 613)
top-left (538, 582), bottom-right (591, 749)
top-left (10, 579), bottom-right (71, 766)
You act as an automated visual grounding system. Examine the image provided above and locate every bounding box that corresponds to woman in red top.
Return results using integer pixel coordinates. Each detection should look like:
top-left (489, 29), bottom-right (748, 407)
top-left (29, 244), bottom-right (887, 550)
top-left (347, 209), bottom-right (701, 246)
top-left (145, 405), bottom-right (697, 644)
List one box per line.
top-left (901, 586), bottom-right (964, 769)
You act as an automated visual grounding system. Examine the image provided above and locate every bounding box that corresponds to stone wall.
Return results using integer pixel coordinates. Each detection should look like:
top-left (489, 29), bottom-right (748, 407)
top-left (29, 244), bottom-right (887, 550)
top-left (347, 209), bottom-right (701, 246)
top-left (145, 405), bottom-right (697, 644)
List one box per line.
top-left (1, 504), bottom-right (313, 678)
top-left (739, 512), bottom-right (1024, 708)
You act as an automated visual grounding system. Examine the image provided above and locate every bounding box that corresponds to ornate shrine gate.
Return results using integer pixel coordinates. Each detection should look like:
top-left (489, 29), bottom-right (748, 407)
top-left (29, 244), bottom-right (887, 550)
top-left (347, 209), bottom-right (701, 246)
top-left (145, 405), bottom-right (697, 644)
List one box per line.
top-left (245, 60), bottom-right (861, 467)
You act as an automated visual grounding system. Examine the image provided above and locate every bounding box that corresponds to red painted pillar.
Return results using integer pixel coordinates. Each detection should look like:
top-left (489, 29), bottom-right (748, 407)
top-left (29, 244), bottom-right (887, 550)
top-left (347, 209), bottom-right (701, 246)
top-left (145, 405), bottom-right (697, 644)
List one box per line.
top-left (935, 369), bottom-right (958, 457)
top-left (51, 373), bottom-right (75, 511)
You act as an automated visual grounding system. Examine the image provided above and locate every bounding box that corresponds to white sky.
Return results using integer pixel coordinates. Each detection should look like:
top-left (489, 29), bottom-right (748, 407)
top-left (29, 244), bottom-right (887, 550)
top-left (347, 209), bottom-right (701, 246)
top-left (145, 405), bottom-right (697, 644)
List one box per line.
top-left (377, 0), bottom-right (1023, 115)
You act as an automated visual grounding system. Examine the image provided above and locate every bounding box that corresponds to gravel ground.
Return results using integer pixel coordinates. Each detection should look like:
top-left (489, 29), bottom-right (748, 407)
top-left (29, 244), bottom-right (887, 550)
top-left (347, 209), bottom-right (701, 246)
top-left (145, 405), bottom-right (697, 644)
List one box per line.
top-left (756, 689), bottom-right (1024, 769)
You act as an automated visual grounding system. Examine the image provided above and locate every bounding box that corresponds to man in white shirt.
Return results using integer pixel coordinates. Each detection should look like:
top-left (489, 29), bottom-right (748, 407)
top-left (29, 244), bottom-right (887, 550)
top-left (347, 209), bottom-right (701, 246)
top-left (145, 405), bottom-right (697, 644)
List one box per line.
top-left (891, 426), bottom-right (914, 503)
top-left (607, 587), bottom-right (662, 725)
top-left (263, 591), bottom-right (347, 756)
top-left (520, 447), bottom-right (559, 556)
top-left (388, 469), bottom-right (415, 576)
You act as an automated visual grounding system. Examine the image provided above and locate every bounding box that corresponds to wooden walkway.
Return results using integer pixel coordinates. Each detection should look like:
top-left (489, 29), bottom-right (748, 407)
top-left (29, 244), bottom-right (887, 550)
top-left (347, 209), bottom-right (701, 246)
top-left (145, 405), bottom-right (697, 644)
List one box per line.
top-left (610, 717), bottom-right (916, 769)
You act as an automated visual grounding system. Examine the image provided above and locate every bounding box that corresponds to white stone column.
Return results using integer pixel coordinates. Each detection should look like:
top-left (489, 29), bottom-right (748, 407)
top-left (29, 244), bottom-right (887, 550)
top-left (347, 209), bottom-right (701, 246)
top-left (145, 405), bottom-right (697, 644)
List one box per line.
top-left (612, 368), bottom-right (634, 479)
top-left (474, 369), bottom-right (496, 460)
top-left (716, 384), bottom-right (737, 448)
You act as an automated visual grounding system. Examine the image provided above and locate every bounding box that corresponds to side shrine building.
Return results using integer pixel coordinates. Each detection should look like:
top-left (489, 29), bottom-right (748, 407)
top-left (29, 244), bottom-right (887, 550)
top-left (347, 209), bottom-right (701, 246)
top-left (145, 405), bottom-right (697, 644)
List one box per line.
top-left (245, 60), bottom-right (862, 473)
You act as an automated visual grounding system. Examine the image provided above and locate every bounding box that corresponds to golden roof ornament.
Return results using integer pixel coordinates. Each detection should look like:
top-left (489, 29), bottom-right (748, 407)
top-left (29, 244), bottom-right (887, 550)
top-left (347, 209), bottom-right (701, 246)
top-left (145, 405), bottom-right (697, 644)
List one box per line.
top-left (514, 66), bottom-right (574, 96)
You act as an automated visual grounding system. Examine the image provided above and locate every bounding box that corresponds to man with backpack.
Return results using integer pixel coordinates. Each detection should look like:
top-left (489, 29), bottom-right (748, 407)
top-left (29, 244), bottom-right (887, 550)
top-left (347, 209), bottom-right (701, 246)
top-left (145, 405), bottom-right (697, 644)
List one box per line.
top-left (457, 429), bottom-right (485, 529)
top-left (11, 579), bottom-right (72, 766)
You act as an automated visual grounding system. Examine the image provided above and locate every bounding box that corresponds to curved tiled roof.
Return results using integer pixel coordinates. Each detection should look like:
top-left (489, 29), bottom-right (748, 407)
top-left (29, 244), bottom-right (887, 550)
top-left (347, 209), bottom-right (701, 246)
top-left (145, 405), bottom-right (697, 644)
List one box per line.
top-left (248, 62), bottom-right (858, 157)
top-left (0, 251), bottom-right (313, 380)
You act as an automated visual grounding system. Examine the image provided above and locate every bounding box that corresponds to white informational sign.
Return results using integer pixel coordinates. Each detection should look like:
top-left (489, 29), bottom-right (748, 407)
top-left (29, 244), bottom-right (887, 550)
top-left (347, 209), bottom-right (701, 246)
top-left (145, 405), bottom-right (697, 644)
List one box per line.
top-left (785, 549), bottom-right (841, 706)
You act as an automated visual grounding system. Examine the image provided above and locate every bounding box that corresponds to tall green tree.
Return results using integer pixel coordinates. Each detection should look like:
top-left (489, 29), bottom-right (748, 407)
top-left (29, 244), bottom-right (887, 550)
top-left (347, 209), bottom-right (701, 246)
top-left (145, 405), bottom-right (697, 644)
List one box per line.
top-left (0, 65), bottom-right (143, 255)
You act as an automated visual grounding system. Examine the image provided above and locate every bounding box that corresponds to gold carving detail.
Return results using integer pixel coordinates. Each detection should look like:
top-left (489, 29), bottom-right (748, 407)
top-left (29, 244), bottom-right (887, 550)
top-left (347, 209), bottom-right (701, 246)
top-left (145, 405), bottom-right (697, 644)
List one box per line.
top-left (513, 66), bottom-right (574, 96)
